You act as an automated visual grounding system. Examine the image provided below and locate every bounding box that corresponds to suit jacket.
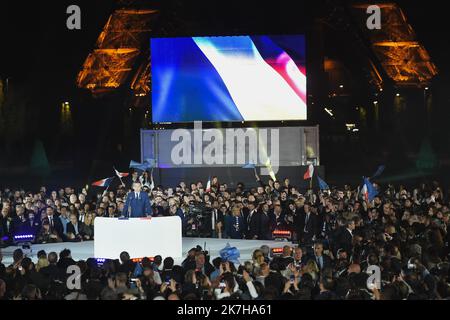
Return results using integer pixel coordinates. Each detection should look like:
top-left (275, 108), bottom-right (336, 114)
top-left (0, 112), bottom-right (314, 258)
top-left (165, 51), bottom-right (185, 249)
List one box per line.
top-left (269, 212), bottom-right (286, 231)
top-left (307, 254), bottom-right (333, 271)
top-left (123, 191), bottom-right (152, 217)
top-left (11, 216), bottom-right (28, 235)
top-left (39, 264), bottom-right (62, 282)
top-left (296, 211), bottom-right (319, 244)
top-left (245, 209), bottom-right (260, 239)
top-left (225, 215), bottom-right (244, 239)
top-left (47, 215), bottom-right (64, 239)
top-left (207, 208), bottom-right (224, 231)
top-left (335, 227), bottom-right (353, 255)
top-left (183, 261), bottom-right (215, 277)
top-left (24, 219), bottom-right (41, 236)
top-left (66, 221), bottom-right (85, 236)
top-left (258, 212), bottom-right (271, 240)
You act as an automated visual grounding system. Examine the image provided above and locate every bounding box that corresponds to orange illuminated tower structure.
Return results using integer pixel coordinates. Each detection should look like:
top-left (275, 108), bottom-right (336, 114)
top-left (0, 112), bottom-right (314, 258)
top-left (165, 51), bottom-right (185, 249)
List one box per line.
top-left (351, 2), bottom-right (438, 88)
top-left (76, 7), bottom-right (157, 101)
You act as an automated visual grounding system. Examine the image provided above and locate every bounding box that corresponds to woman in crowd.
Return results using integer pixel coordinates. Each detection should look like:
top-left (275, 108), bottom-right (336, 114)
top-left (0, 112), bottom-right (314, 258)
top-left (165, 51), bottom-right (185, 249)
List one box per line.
top-left (82, 212), bottom-right (95, 240)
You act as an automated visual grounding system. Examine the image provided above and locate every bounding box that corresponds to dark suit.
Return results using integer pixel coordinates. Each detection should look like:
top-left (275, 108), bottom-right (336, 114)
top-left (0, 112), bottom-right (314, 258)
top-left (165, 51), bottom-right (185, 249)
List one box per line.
top-left (245, 209), bottom-right (260, 239)
top-left (296, 211), bottom-right (319, 245)
top-left (23, 218), bottom-right (41, 236)
top-left (66, 221), bottom-right (85, 237)
top-left (225, 215), bottom-right (244, 239)
top-left (123, 191), bottom-right (152, 217)
top-left (183, 261), bottom-right (215, 277)
top-left (307, 254), bottom-right (333, 271)
top-left (39, 264), bottom-right (62, 282)
top-left (47, 215), bottom-right (64, 239)
top-left (208, 208), bottom-right (224, 237)
top-left (258, 212), bottom-right (271, 240)
top-left (269, 212), bottom-right (286, 231)
top-left (335, 227), bottom-right (353, 255)
top-left (11, 216), bottom-right (28, 235)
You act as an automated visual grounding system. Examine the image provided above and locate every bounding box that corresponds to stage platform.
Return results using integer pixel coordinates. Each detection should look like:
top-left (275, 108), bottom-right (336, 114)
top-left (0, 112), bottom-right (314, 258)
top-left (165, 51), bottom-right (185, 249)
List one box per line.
top-left (1, 238), bottom-right (291, 266)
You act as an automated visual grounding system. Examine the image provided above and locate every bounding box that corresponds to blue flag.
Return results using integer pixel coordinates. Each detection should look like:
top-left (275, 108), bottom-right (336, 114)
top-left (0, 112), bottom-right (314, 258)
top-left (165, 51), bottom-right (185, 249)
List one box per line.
top-left (129, 160), bottom-right (148, 171)
top-left (242, 163), bottom-right (256, 169)
top-left (219, 243), bottom-right (240, 264)
top-left (317, 176), bottom-right (329, 190)
top-left (371, 165), bottom-right (385, 179)
top-left (362, 177), bottom-right (378, 202)
top-left (143, 158), bottom-right (156, 168)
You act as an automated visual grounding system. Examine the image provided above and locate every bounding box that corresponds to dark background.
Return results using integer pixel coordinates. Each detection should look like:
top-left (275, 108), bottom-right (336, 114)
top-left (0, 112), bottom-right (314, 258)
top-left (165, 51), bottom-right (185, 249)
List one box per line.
top-left (0, 0), bottom-right (449, 190)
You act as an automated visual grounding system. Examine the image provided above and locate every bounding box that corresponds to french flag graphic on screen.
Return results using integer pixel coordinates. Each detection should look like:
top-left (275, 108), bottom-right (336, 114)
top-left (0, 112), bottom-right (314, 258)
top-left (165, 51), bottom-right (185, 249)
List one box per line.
top-left (151, 35), bottom-right (307, 122)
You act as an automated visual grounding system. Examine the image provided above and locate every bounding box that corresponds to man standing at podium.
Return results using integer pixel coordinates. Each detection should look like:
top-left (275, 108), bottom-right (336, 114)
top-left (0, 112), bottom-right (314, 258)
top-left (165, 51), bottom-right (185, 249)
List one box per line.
top-left (123, 182), bottom-right (152, 218)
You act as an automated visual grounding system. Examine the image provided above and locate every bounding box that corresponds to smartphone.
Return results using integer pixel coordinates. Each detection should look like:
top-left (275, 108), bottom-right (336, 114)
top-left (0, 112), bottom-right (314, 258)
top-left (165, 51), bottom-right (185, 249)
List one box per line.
top-left (290, 275), bottom-right (295, 284)
top-left (130, 278), bottom-right (138, 283)
top-left (219, 280), bottom-right (226, 289)
top-left (165, 276), bottom-right (171, 285)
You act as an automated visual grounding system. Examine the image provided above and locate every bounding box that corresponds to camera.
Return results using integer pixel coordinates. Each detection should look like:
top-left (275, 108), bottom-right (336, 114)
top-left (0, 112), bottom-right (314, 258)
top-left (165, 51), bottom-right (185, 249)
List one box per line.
top-left (185, 202), bottom-right (212, 237)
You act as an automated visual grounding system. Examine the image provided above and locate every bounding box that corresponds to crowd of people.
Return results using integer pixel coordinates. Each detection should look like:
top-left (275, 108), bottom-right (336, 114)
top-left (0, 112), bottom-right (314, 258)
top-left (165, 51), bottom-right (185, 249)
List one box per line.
top-left (1, 171), bottom-right (449, 299)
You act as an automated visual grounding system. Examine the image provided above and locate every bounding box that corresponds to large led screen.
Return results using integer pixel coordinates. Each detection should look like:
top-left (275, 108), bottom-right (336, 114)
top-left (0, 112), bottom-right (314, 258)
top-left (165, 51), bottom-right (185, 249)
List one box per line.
top-left (151, 35), bottom-right (306, 122)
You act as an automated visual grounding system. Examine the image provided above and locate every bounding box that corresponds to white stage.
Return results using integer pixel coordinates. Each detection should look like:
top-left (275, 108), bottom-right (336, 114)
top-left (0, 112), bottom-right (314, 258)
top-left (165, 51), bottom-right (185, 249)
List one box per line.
top-left (1, 238), bottom-right (289, 266)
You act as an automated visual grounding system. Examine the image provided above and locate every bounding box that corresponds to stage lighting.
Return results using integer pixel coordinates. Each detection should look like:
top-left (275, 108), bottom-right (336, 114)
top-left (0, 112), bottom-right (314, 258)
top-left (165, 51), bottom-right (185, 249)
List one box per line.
top-left (272, 230), bottom-right (292, 241)
top-left (13, 234), bottom-right (35, 243)
top-left (269, 247), bottom-right (284, 258)
top-left (96, 258), bottom-right (106, 267)
top-left (13, 234), bottom-right (35, 254)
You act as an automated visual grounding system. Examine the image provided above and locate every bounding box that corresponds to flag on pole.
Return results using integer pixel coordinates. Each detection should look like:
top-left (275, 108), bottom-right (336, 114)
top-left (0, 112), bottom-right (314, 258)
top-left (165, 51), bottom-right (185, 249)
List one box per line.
top-left (317, 176), bottom-right (329, 190)
top-left (129, 160), bottom-right (148, 171)
top-left (361, 177), bottom-right (378, 202)
top-left (143, 158), bottom-right (156, 169)
top-left (114, 168), bottom-right (129, 178)
top-left (205, 177), bottom-right (211, 193)
top-left (371, 165), bottom-right (385, 179)
top-left (242, 163), bottom-right (256, 169)
top-left (91, 177), bottom-right (114, 187)
top-left (265, 158), bottom-right (277, 181)
top-left (303, 164), bottom-right (314, 180)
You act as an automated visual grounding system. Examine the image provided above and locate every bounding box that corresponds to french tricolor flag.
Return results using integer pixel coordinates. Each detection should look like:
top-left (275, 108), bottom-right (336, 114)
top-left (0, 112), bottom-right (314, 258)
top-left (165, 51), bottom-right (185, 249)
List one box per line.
top-left (361, 177), bottom-right (378, 202)
top-left (303, 164), bottom-right (314, 180)
top-left (92, 177), bottom-right (114, 187)
top-left (114, 169), bottom-right (129, 178)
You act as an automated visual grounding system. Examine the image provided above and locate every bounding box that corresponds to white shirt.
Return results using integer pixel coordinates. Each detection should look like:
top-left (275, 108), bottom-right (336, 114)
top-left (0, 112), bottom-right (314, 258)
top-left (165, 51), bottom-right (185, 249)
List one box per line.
top-left (211, 209), bottom-right (218, 230)
top-left (346, 228), bottom-right (353, 237)
top-left (248, 209), bottom-right (256, 224)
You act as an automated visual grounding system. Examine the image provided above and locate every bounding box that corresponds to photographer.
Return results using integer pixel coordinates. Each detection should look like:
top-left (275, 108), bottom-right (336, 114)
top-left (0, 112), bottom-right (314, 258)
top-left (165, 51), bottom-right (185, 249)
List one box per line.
top-left (183, 251), bottom-right (214, 277)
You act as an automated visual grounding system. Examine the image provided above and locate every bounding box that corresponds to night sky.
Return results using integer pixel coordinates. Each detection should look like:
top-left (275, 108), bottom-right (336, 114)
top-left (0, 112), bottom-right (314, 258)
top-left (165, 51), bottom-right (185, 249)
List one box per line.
top-left (0, 0), bottom-right (449, 188)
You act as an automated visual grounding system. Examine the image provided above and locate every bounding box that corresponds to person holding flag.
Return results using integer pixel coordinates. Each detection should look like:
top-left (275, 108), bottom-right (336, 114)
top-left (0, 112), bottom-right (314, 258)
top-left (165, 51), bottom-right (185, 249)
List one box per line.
top-left (91, 177), bottom-right (114, 188)
top-left (303, 164), bottom-right (314, 189)
top-left (361, 177), bottom-right (378, 204)
top-left (114, 167), bottom-right (129, 187)
top-left (317, 175), bottom-right (329, 191)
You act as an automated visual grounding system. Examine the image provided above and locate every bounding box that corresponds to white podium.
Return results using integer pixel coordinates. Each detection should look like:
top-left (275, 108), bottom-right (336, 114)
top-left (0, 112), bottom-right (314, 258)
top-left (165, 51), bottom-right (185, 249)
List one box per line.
top-left (94, 216), bottom-right (182, 259)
